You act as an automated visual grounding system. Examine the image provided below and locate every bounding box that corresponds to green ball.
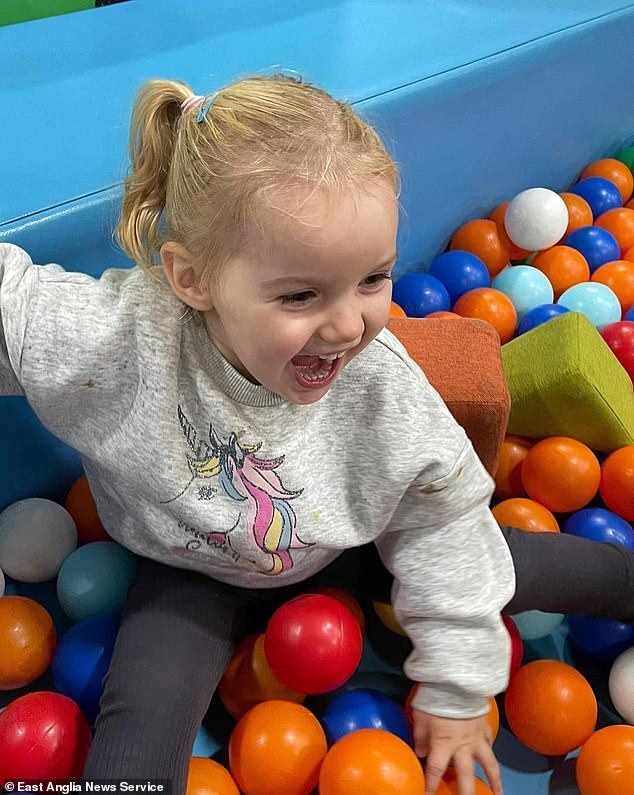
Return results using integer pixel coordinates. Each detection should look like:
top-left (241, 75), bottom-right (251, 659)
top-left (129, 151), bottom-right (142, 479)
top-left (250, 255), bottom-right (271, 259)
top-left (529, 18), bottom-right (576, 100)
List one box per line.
top-left (616, 146), bottom-right (634, 175)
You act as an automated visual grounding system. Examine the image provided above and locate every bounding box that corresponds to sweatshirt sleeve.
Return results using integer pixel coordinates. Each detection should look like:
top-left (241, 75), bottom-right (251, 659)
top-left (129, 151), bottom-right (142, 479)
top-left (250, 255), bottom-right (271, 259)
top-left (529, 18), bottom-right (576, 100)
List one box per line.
top-left (375, 431), bottom-right (516, 720)
top-left (0, 243), bottom-right (38, 395)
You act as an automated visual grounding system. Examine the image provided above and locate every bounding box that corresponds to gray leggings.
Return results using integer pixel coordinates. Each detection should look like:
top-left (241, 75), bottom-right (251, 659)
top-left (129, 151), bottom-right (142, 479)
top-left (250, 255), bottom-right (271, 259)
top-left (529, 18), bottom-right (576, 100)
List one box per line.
top-left (81, 527), bottom-right (634, 792)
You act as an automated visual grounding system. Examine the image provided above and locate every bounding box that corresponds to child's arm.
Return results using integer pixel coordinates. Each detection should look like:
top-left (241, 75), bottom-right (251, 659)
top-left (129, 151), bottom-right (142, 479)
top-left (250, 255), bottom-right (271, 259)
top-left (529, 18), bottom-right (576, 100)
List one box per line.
top-left (375, 437), bottom-right (514, 793)
top-left (0, 243), bottom-right (37, 395)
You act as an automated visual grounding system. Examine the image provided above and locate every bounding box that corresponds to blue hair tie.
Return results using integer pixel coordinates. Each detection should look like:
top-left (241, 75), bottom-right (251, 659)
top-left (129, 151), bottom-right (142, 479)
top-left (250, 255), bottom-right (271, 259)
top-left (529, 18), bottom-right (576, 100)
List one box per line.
top-left (196, 93), bottom-right (217, 124)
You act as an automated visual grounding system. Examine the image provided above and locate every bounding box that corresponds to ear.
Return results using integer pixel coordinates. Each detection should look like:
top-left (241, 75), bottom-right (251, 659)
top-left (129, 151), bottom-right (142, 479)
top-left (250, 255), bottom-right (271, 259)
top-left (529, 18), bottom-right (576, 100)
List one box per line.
top-left (160, 241), bottom-right (214, 311)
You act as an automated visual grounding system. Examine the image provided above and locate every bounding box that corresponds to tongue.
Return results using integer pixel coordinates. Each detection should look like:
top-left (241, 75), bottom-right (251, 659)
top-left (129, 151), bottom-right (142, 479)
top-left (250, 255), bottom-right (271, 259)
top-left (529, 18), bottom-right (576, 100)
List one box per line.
top-left (292, 355), bottom-right (321, 368)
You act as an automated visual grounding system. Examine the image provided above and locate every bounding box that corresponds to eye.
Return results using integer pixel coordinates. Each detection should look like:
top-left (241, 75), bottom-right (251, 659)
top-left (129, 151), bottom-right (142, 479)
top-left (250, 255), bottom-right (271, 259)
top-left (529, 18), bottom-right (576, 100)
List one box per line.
top-left (363, 272), bottom-right (393, 288)
top-left (280, 290), bottom-right (316, 305)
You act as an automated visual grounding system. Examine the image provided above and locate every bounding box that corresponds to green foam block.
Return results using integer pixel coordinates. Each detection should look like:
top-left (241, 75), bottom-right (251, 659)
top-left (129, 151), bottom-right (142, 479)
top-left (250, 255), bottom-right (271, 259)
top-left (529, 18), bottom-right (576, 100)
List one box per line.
top-left (501, 312), bottom-right (634, 453)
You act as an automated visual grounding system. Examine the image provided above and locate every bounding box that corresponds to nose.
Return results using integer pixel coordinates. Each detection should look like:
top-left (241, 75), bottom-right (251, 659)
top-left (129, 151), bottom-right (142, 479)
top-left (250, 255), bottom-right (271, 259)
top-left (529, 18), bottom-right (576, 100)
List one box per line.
top-left (318, 298), bottom-right (365, 348)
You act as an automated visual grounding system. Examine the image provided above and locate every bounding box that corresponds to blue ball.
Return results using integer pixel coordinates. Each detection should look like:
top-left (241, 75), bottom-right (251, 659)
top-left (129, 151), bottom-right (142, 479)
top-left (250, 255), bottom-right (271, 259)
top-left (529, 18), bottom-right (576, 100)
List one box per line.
top-left (51, 614), bottom-right (120, 720)
top-left (56, 541), bottom-right (137, 622)
top-left (625, 305), bottom-right (634, 322)
top-left (320, 688), bottom-right (413, 746)
top-left (428, 250), bottom-right (490, 305)
top-left (517, 303), bottom-right (570, 335)
top-left (491, 265), bottom-right (554, 321)
top-left (570, 177), bottom-right (623, 219)
top-left (563, 226), bottom-right (620, 273)
top-left (392, 272), bottom-right (451, 317)
top-left (568, 615), bottom-right (634, 663)
top-left (562, 507), bottom-right (634, 551)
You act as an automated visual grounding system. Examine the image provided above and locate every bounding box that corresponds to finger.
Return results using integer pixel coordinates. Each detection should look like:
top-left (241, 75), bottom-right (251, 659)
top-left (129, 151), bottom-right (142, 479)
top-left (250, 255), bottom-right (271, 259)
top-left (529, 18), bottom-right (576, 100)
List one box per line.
top-left (451, 749), bottom-right (476, 795)
top-left (424, 750), bottom-right (452, 795)
top-left (477, 743), bottom-right (504, 795)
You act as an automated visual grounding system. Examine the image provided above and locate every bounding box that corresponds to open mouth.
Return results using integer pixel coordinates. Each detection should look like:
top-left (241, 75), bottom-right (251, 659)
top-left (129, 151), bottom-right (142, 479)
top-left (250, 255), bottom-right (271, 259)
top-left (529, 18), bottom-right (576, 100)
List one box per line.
top-left (290, 353), bottom-right (344, 389)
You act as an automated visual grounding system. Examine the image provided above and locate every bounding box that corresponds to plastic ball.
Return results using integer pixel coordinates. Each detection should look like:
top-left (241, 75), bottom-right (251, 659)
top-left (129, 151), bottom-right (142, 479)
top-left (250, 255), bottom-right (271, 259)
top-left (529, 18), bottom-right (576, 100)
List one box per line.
top-left (592, 260), bottom-right (634, 314)
top-left (0, 565), bottom-right (4, 596)
top-left (517, 303), bottom-right (570, 335)
top-left (558, 282), bottom-right (622, 329)
top-left (576, 724), bottom-right (634, 795)
top-left (562, 507), bottom-right (634, 550)
top-left (311, 586), bottom-right (365, 632)
top-left (531, 245), bottom-right (590, 299)
top-left (491, 265), bottom-right (554, 321)
top-left (600, 445), bottom-right (634, 520)
top-left (564, 226), bottom-right (620, 272)
top-left (0, 498), bottom-right (77, 582)
top-left (0, 691), bottom-right (92, 785)
top-left (568, 615), bottom-right (634, 663)
top-left (450, 219), bottom-right (510, 277)
top-left (425, 310), bottom-right (462, 319)
top-left (627, 305), bottom-right (634, 321)
top-left (494, 435), bottom-right (533, 499)
top-left (617, 145), bottom-right (634, 173)
top-left (318, 728), bottom-right (425, 795)
top-left (428, 250), bottom-right (491, 305)
top-left (264, 594), bottom-right (363, 694)
top-left (608, 646), bottom-right (634, 724)
top-left (440, 770), bottom-right (495, 794)
top-left (452, 287), bottom-right (517, 343)
top-left (51, 615), bottom-right (120, 720)
top-left (512, 610), bottom-right (565, 641)
top-left (320, 688), bottom-right (412, 746)
top-left (56, 541), bottom-right (137, 622)
top-left (580, 158), bottom-right (634, 203)
top-left (0, 595), bottom-right (56, 689)
top-left (595, 207), bottom-right (634, 254)
top-left (559, 192), bottom-right (594, 237)
top-left (489, 202), bottom-right (531, 260)
top-left (391, 273), bottom-right (450, 317)
top-left (601, 320), bottom-right (634, 382)
top-left (504, 660), bottom-right (597, 755)
top-left (389, 301), bottom-right (406, 317)
top-left (571, 177), bottom-right (623, 218)
top-left (218, 633), bottom-right (305, 719)
top-left (372, 600), bottom-right (406, 636)
top-left (521, 436), bottom-right (600, 513)
top-left (491, 498), bottom-right (559, 533)
top-left (64, 476), bottom-right (111, 544)
top-left (186, 757), bottom-right (239, 795)
top-left (503, 616), bottom-right (524, 675)
top-left (228, 700), bottom-right (327, 795)
top-left (504, 188), bottom-right (569, 251)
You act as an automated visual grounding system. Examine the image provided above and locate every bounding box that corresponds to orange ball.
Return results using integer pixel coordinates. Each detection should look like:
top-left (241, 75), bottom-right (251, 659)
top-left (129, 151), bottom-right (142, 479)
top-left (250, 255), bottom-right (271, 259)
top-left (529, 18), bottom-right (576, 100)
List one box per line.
top-left (504, 660), bottom-right (597, 756)
top-left (440, 770), bottom-right (495, 794)
top-left (576, 725), bottom-right (634, 795)
top-left (229, 700), bottom-right (327, 795)
top-left (581, 158), bottom-right (634, 203)
top-left (531, 246), bottom-right (590, 300)
top-left (489, 202), bottom-right (531, 261)
top-left (491, 498), bottom-right (559, 533)
top-left (453, 288), bottom-right (517, 344)
top-left (559, 193), bottom-right (594, 237)
top-left (624, 244), bottom-right (634, 263)
top-left (389, 301), bottom-right (407, 318)
top-left (310, 587), bottom-right (365, 633)
top-left (521, 437), bottom-right (600, 513)
top-left (0, 596), bottom-right (57, 689)
top-left (600, 445), bottom-right (634, 520)
top-left (494, 435), bottom-right (533, 499)
top-left (319, 728), bottom-right (425, 795)
top-left (65, 476), bottom-right (110, 544)
top-left (425, 311), bottom-right (463, 319)
top-left (450, 219), bottom-right (510, 277)
top-left (186, 757), bottom-right (239, 795)
top-left (591, 259), bottom-right (634, 314)
top-left (405, 685), bottom-right (499, 744)
top-left (595, 207), bottom-right (634, 255)
top-left (218, 634), bottom-right (305, 719)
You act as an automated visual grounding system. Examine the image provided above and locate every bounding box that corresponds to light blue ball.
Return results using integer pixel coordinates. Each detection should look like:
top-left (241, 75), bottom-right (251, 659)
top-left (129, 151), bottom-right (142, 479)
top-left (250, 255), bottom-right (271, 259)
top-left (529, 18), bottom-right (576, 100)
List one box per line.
top-left (557, 282), bottom-right (622, 329)
top-left (492, 265), bottom-right (554, 321)
top-left (56, 541), bottom-right (137, 622)
top-left (512, 610), bottom-right (565, 640)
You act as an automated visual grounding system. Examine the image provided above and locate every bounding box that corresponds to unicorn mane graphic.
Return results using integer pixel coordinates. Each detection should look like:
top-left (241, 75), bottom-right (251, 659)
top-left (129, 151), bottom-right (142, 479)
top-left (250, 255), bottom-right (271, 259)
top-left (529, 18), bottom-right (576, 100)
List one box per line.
top-left (166, 407), bottom-right (311, 575)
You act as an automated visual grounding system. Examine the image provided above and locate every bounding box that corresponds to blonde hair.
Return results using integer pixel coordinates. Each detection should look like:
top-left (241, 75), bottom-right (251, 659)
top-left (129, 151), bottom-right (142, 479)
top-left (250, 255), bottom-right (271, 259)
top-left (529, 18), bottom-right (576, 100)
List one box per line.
top-left (116, 74), bottom-right (400, 280)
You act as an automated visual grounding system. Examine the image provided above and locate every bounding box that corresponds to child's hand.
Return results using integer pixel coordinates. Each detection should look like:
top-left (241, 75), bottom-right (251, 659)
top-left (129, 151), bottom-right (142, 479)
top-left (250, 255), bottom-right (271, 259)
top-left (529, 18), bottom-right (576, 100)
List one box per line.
top-left (411, 708), bottom-right (503, 795)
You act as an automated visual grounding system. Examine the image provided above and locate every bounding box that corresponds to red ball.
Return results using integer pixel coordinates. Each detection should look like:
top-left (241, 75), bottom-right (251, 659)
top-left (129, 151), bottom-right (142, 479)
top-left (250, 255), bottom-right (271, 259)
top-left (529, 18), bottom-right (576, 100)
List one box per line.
top-left (601, 321), bottom-right (634, 382)
top-left (503, 616), bottom-right (524, 676)
top-left (264, 594), bottom-right (363, 693)
top-left (0, 691), bottom-right (91, 785)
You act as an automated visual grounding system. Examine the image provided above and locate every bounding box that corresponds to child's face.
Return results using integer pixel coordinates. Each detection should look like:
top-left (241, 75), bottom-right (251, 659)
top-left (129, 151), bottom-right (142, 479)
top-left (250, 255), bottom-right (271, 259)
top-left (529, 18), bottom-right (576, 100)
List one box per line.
top-left (203, 181), bottom-right (399, 404)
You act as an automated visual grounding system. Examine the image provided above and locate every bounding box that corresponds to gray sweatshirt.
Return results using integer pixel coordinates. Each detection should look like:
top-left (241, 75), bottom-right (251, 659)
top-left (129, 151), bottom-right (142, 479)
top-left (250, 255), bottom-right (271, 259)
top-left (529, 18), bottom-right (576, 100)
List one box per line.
top-left (0, 242), bottom-right (515, 718)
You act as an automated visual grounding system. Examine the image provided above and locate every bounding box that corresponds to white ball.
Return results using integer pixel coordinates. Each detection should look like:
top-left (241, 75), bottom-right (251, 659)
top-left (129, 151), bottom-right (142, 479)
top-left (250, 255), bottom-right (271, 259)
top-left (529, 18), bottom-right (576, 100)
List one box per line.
top-left (609, 646), bottom-right (634, 724)
top-left (504, 188), bottom-right (569, 251)
top-left (0, 497), bottom-right (77, 582)
top-left (0, 565), bottom-right (4, 596)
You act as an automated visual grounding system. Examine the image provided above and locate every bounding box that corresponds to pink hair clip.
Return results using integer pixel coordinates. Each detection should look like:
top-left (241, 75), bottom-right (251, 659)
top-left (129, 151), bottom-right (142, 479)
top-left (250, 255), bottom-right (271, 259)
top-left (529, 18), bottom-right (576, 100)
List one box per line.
top-left (180, 94), bottom-right (205, 114)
